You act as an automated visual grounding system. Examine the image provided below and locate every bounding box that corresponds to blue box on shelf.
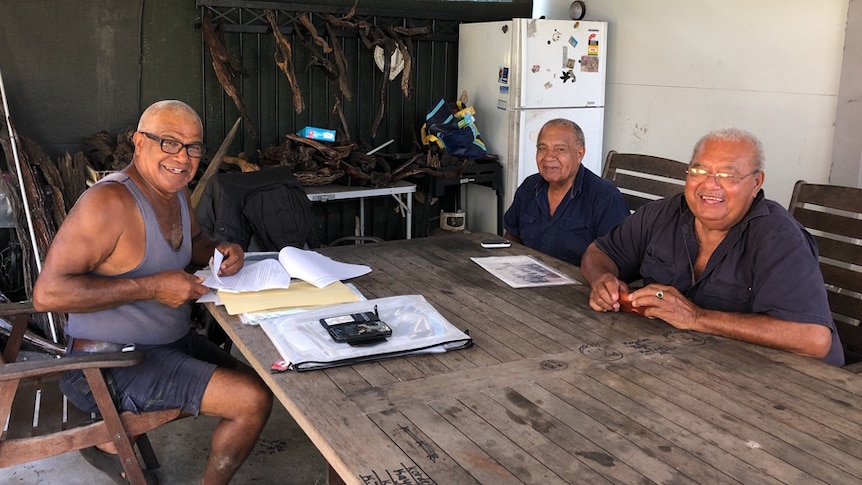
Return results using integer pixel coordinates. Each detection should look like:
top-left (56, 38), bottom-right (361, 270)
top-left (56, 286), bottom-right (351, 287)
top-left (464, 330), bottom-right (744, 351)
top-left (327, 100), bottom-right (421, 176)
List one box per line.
top-left (297, 126), bottom-right (336, 142)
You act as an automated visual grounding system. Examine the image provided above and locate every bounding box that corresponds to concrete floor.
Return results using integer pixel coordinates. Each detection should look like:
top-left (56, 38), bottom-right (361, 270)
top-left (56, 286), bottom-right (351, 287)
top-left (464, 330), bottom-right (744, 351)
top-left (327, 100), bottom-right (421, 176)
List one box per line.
top-left (0, 347), bottom-right (330, 485)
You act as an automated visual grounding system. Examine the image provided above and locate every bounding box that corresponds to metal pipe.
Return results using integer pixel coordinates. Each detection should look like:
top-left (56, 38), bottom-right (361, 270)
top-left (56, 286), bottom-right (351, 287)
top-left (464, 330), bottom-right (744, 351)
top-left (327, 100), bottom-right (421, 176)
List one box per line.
top-left (0, 66), bottom-right (58, 343)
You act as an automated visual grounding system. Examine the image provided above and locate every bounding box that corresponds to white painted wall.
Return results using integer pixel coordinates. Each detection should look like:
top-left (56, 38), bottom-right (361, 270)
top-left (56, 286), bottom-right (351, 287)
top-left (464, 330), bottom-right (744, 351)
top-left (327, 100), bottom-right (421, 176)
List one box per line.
top-left (534, 0), bottom-right (849, 207)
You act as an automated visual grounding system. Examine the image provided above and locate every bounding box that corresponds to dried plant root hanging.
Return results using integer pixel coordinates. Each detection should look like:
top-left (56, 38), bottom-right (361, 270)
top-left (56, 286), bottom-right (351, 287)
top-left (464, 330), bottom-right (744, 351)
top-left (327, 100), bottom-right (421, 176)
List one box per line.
top-left (266, 10), bottom-right (304, 114)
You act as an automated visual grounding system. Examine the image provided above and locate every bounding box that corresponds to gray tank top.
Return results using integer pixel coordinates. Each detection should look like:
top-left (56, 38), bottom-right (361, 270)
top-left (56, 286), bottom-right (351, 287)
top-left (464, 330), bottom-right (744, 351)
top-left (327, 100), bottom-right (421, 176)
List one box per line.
top-left (66, 171), bottom-right (193, 345)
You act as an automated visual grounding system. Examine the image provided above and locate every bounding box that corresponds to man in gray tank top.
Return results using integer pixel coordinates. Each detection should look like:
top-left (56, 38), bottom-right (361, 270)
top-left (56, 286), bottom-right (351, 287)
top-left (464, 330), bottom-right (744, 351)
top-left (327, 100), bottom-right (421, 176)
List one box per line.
top-left (34, 100), bottom-right (272, 484)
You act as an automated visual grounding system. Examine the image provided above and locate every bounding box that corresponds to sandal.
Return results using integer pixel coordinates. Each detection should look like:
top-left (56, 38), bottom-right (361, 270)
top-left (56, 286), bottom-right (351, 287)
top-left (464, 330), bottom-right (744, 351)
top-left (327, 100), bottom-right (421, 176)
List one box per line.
top-left (79, 446), bottom-right (159, 484)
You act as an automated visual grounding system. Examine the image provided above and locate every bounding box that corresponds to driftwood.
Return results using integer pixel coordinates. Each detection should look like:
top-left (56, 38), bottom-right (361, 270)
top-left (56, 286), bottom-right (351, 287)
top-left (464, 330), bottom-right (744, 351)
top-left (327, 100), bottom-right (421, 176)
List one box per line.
top-left (202, 11), bottom-right (256, 138)
top-left (386, 26), bottom-right (412, 99)
top-left (222, 154), bottom-right (259, 172)
top-left (21, 137), bottom-right (67, 229)
top-left (332, 98), bottom-right (351, 141)
top-left (325, 22), bottom-right (352, 101)
top-left (298, 13), bottom-right (332, 54)
top-left (266, 10), bottom-right (304, 114)
top-left (371, 37), bottom-right (397, 138)
top-left (0, 121), bottom-right (67, 342)
top-left (191, 117), bottom-right (242, 209)
top-left (83, 128), bottom-right (134, 172)
top-left (57, 151), bottom-right (90, 212)
top-left (293, 16), bottom-right (339, 86)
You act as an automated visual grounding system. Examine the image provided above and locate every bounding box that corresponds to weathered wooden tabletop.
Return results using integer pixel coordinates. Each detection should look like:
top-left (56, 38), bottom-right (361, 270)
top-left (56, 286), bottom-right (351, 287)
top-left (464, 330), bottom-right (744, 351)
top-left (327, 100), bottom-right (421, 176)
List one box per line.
top-left (206, 232), bottom-right (862, 485)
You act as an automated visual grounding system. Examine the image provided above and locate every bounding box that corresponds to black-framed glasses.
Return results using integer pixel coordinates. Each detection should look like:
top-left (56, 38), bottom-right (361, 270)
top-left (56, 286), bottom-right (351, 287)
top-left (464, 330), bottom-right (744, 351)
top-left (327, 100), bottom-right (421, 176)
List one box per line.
top-left (685, 166), bottom-right (760, 188)
top-left (140, 132), bottom-right (207, 158)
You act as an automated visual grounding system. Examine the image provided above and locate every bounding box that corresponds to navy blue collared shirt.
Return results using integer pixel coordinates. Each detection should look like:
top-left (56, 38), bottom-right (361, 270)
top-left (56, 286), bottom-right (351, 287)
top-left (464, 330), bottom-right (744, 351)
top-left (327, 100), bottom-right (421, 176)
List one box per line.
top-left (504, 165), bottom-right (630, 266)
top-left (595, 191), bottom-right (844, 367)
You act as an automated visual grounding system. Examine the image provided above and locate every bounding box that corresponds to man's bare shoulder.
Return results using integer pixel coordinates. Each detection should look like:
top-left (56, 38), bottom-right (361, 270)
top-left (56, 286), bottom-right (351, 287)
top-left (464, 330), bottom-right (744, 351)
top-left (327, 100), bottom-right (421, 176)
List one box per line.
top-left (69, 180), bottom-right (136, 220)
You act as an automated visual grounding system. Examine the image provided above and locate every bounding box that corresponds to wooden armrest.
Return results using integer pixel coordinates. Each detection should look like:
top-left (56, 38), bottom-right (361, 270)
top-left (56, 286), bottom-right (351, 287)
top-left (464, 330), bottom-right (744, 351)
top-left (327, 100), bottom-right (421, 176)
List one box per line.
top-left (0, 350), bottom-right (145, 382)
top-left (0, 301), bottom-right (37, 318)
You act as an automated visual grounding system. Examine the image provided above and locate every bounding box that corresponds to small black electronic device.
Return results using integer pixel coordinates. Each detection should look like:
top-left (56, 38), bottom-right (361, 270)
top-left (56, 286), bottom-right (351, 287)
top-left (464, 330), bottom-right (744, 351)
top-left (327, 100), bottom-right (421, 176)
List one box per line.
top-left (481, 239), bottom-right (511, 249)
top-left (320, 305), bottom-right (392, 345)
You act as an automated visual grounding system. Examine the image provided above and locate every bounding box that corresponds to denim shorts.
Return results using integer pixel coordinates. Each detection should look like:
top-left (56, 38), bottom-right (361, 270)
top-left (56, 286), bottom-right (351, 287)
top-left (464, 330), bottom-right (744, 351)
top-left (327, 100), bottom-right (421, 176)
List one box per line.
top-left (60, 330), bottom-right (236, 416)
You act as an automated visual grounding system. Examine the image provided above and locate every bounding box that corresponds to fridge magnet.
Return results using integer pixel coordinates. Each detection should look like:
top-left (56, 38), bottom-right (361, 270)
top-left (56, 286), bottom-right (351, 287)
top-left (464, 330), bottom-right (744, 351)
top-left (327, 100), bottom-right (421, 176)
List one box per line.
top-left (498, 67), bottom-right (509, 84)
top-left (497, 99), bottom-right (507, 110)
top-left (566, 58), bottom-right (576, 69)
top-left (499, 86), bottom-right (509, 94)
top-left (588, 32), bottom-right (600, 56)
top-left (544, 81), bottom-right (553, 90)
top-left (580, 56), bottom-right (599, 73)
top-left (568, 36), bottom-right (578, 48)
top-left (531, 65), bottom-right (540, 73)
top-left (552, 30), bottom-right (562, 42)
top-left (560, 70), bottom-right (575, 83)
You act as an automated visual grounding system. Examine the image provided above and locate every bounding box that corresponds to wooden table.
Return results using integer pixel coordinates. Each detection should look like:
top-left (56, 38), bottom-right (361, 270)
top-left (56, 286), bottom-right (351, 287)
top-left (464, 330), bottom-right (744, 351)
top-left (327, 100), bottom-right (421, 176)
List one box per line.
top-left (206, 232), bottom-right (862, 485)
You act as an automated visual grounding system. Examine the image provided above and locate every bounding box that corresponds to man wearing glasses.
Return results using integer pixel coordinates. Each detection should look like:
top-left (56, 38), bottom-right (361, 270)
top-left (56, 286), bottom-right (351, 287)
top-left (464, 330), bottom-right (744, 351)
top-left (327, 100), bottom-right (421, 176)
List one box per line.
top-left (581, 128), bottom-right (844, 366)
top-left (34, 100), bottom-right (272, 483)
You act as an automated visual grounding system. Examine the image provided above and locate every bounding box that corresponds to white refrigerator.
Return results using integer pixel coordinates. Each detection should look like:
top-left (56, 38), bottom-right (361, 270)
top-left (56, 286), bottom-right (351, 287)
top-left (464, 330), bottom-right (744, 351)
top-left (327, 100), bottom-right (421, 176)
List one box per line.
top-left (457, 19), bottom-right (607, 232)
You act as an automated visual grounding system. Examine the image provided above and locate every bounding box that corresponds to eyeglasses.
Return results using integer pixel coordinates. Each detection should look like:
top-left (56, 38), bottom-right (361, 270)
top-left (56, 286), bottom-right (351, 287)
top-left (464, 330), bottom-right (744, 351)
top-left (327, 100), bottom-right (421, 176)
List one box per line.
top-left (685, 166), bottom-right (760, 187)
top-left (140, 132), bottom-right (207, 158)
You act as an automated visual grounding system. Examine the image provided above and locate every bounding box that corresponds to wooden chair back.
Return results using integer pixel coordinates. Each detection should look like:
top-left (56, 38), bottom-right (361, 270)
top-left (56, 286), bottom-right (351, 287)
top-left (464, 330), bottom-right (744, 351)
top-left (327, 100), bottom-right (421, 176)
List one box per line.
top-left (788, 181), bottom-right (862, 367)
top-left (0, 303), bottom-right (184, 484)
top-left (602, 150), bottom-right (689, 212)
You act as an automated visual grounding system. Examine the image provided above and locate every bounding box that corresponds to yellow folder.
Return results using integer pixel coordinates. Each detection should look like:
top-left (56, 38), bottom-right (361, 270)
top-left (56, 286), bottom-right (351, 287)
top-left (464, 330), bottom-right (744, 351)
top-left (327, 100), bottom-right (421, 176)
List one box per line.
top-left (218, 280), bottom-right (360, 315)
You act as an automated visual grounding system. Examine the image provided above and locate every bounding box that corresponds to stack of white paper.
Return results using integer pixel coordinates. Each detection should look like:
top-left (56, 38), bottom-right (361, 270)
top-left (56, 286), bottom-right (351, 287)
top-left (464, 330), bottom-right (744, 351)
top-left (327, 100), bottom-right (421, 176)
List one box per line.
top-left (201, 246), bottom-right (371, 292)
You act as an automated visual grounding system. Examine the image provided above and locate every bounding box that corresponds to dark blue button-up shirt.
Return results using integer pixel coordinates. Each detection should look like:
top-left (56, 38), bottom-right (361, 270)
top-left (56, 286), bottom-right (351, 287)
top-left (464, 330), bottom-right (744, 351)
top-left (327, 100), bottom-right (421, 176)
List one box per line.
top-left (504, 165), bottom-right (630, 266)
top-left (595, 191), bottom-right (844, 367)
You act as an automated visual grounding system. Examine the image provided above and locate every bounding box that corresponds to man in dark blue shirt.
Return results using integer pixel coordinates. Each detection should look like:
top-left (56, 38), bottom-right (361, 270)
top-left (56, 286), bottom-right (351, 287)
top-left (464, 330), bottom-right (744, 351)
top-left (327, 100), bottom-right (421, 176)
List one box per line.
top-left (582, 128), bottom-right (843, 366)
top-left (503, 119), bottom-right (629, 266)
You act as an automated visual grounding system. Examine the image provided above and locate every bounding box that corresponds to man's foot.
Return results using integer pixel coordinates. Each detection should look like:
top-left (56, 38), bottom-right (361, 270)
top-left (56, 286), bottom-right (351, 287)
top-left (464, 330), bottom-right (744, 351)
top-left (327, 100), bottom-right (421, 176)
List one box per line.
top-left (79, 446), bottom-right (159, 484)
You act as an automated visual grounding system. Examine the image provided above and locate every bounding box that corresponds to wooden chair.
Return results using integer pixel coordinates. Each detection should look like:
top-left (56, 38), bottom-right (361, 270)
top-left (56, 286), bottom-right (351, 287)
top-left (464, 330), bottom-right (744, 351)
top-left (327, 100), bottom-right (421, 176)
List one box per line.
top-left (0, 302), bottom-right (184, 484)
top-left (602, 150), bottom-right (689, 212)
top-left (788, 181), bottom-right (862, 371)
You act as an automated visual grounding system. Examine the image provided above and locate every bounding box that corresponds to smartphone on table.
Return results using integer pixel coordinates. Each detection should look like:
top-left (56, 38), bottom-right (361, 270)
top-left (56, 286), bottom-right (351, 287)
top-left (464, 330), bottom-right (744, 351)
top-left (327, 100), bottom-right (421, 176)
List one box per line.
top-left (481, 239), bottom-right (511, 249)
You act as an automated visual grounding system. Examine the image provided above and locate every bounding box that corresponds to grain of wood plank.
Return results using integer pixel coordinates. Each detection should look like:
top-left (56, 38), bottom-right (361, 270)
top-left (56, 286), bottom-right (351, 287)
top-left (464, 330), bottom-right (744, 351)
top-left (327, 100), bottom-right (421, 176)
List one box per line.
top-left (457, 390), bottom-right (642, 483)
top-left (366, 406), bottom-right (481, 484)
top-left (560, 367), bottom-right (748, 484)
top-left (603, 361), bottom-right (823, 484)
top-left (485, 379), bottom-right (684, 484)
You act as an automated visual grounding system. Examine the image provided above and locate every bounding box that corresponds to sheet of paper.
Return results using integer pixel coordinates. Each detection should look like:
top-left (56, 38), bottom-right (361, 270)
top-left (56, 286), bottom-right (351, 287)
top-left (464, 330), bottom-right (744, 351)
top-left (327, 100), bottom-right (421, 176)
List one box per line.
top-left (217, 280), bottom-right (361, 315)
top-left (201, 259), bottom-right (292, 292)
top-left (471, 255), bottom-right (578, 288)
top-left (278, 246), bottom-right (371, 288)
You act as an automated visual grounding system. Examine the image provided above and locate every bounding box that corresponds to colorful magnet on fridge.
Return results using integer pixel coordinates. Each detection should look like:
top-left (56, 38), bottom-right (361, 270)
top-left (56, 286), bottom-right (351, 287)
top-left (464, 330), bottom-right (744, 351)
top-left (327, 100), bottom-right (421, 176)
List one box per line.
top-left (580, 56), bottom-right (599, 73)
top-left (568, 36), bottom-right (578, 48)
top-left (588, 32), bottom-right (599, 56)
top-left (531, 65), bottom-right (541, 73)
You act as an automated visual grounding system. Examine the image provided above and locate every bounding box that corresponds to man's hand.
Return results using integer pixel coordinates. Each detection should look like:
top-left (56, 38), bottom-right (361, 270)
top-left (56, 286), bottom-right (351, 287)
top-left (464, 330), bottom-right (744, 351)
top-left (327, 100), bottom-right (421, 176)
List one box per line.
top-left (627, 284), bottom-right (701, 329)
top-left (152, 270), bottom-right (212, 308)
top-left (214, 242), bottom-right (244, 276)
top-left (588, 273), bottom-right (627, 312)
